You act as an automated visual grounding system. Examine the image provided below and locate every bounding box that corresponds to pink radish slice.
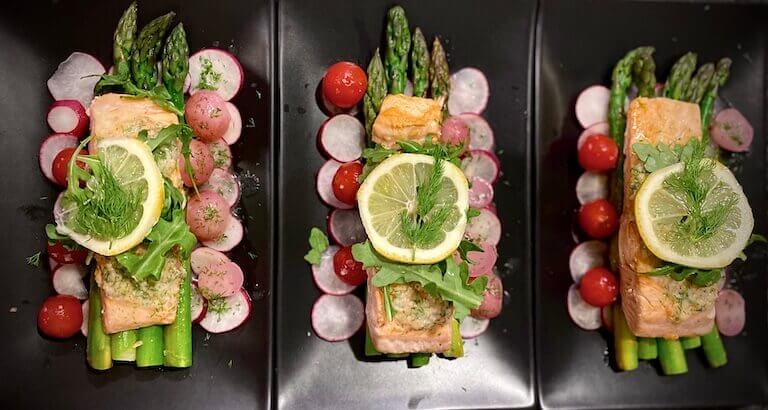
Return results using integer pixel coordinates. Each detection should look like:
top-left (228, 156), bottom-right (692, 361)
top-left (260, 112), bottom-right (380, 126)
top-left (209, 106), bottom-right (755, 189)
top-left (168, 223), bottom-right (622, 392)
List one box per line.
top-left (448, 67), bottom-right (490, 115)
top-left (208, 139), bottom-right (233, 169)
top-left (575, 85), bottom-right (610, 128)
top-left (47, 52), bottom-right (105, 107)
top-left (568, 283), bottom-right (602, 330)
top-left (312, 245), bottom-right (356, 295)
top-left (318, 114), bottom-right (365, 162)
top-left (716, 289), bottom-right (745, 337)
top-left (321, 93), bottom-right (360, 116)
top-left (465, 208), bottom-right (501, 246)
top-left (601, 304), bottom-right (614, 333)
top-left (221, 102), bottom-right (242, 145)
top-left (471, 272), bottom-right (503, 319)
top-left (461, 150), bottom-right (500, 184)
top-left (49, 257), bottom-right (60, 272)
top-left (316, 159), bottom-right (354, 210)
top-left (328, 209), bottom-right (367, 247)
top-left (311, 294), bottom-right (365, 342)
top-left (188, 49), bottom-right (244, 101)
top-left (711, 108), bottom-right (753, 152)
top-left (80, 300), bottom-right (89, 337)
top-left (198, 261), bottom-right (244, 299)
top-left (202, 215), bottom-right (244, 252)
top-left (576, 121), bottom-right (609, 149)
top-left (458, 113), bottom-right (495, 151)
top-left (199, 288), bottom-right (252, 333)
top-left (576, 171), bottom-right (608, 205)
top-left (569, 240), bottom-right (607, 283)
top-left (468, 176), bottom-right (494, 208)
top-left (200, 168), bottom-right (240, 207)
top-left (47, 100), bottom-right (88, 137)
top-left (191, 283), bottom-right (207, 323)
top-left (460, 316), bottom-right (490, 339)
top-left (484, 203), bottom-right (497, 215)
top-left (190, 247), bottom-right (230, 276)
top-left (39, 133), bottom-right (78, 183)
top-left (467, 241), bottom-right (497, 278)
top-left (52, 264), bottom-right (87, 300)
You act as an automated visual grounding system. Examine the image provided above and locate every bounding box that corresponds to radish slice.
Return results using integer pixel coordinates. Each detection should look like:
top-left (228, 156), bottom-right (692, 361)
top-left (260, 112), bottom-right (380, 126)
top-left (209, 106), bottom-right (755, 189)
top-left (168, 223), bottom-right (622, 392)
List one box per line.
top-left (576, 171), bottom-right (609, 205)
top-left (601, 304), bottom-right (614, 333)
top-left (569, 240), bottom-right (607, 283)
top-left (458, 113), bottom-right (495, 151)
top-left (311, 294), bottom-right (364, 342)
top-left (81, 300), bottom-right (89, 337)
top-left (468, 176), bottom-right (494, 208)
top-left (460, 316), bottom-right (490, 339)
top-left (208, 139), bottom-right (233, 169)
top-left (321, 93), bottom-right (360, 116)
top-left (200, 168), bottom-right (240, 207)
top-left (221, 102), bottom-right (242, 145)
top-left (199, 288), bottom-right (252, 333)
top-left (191, 283), bottom-right (207, 323)
top-left (47, 52), bottom-right (105, 107)
top-left (188, 49), bottom-right (244, 101)
top-left (49, 257), bottom-right (60, 272)
top-left (467, 241), bottom-right (497, 278)
top-left (52, 264), bottom-right (87, 300)
top-left (568, 284), bottom-right (602, 330)
top-left (198, 261), bottom-right (244, 299)
top-left (575, 85), bottom-right (610, 128)
top-left (576, 121), bottom-right (609, 149)
top-left (328, 209), bottom-right (367, 247)
top-left (47, 100), bottom-right (88, 137)
top-left (448, 67), bottom-right (490, 115)
top-left (318, 114), bottom-right (365, 162)
top-left (191, 247), bottom-right (230, 276)
top-left (711, 108), bottom-right (753, 152)
top-left (716, 289), bottom-right (745, 337)
top-left (39, 133), bottom-right (78, 183)
top-left (312, 245), bottom-right (356, 295)
top-left (465, 208), bottom-right (501, 246)
top-left (461, 150), bottom-right (500, 184)
top-left (317, 160), bottom-right (354, 210)
top-left (202, 215), bottom-right (243, 252)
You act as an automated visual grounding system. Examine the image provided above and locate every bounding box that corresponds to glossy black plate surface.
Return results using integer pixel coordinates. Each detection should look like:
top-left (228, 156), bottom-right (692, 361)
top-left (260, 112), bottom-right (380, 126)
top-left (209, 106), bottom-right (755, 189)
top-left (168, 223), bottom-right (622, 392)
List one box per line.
top-left (535, 0), bottom-right (768, 408)
top-left (276, 0), bottom-right (536, 408)
top-left (0, 1), bottom-right (273, 408)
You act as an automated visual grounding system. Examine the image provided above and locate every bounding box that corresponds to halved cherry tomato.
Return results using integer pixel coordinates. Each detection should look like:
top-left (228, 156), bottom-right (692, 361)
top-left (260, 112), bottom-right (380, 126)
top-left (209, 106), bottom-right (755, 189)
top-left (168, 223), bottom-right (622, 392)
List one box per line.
top-left (579, 267), bottom-right (618, 307)
top-left (52, 147), bottom-right (88, 187)
top-left (332, 162), bottom-right (363, 205)
top-left (37, 295), bottom-right (82, 338)
top-left (578, 134), bottom-right (618, 172)
top-left (578, 199), bottom-right (619, 239)
top-left (47, 241), bottom-right (88, 265)
top-left (332, 246), bottom-right (366, 286)
top-left (322, 62), bottom-right (367, 109)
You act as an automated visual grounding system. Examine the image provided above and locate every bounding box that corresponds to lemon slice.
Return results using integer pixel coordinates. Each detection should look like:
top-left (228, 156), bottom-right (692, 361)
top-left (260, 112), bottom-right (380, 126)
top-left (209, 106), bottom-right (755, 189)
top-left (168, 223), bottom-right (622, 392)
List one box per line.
top-left (56, 138), bottom-right (164, 256)
top-left (634, 159), bottom-right (753, 269)
top-left (357, 153), bottom-right (469, 264)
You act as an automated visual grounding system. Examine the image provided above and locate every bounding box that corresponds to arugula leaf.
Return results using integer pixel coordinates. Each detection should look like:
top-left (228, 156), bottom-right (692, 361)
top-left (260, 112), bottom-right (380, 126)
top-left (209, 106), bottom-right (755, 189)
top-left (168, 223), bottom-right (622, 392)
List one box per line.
top-left (161, 178), bottom-right (185, 221)
top-left (304, 228), bottom-right (329, 265)
top-left (467, 207), bottom-right (481, 221)
top-left (397, 139), bottom-right (464, 166)
top-left (457, 239), bottom-right (483, 263)
top-left (646, 263), bottom-right (722, 287)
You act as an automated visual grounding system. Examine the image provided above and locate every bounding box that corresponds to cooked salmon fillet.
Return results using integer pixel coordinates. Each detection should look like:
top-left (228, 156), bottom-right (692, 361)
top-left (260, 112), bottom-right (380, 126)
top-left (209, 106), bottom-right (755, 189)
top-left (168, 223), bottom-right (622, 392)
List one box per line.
top-left (372, 94), bottom-right (443, 149)
top-left (94, 253), bottom-right (184, 334)
top-left (619, 97), bottom-right (718, 338)
top-left (366, 269), bottom-right (452, 353)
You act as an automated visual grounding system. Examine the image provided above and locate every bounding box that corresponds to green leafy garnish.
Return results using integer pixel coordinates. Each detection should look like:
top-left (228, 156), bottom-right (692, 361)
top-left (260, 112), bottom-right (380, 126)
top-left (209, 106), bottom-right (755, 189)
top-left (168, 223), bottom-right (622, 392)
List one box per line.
top-left (632, 137), bottom-right (705, 173)
top-left (647, 263), bottom-right (722, 287)
top-left (304, 228), bottom-right (329, 265)
top-left (26, 252), bottom-right (41, 267)
top-left (141, 124), bottom-right (196, 189)
top-left (467, 207), bottom-right (481, 222)
top-left (457, 239), bottom-right (483, 263)
top-left (382, 285), bottom-right (395, 321)
top-left (399, 157), bottom-right (452, 250)
top-left (96, 73), bottom-right (183, 116)
top-left (161, 178), bottom-right (186, 221)
top-left (397, 139), bottom-right (464, 167)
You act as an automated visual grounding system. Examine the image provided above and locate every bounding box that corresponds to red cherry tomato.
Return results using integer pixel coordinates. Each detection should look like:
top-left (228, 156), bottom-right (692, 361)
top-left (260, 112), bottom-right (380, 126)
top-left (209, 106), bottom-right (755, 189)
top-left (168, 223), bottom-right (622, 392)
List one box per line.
top-left (578, 199), bottom-right (619, 239)
top-left (47, 241), bottom-right (88, 265)
top-left (332, 246), bottom-right (366, 286)
top-left (332, 162), bottom-right (363, 205)
top-left (579, 267), bottom-right (619, 307)
top-left (37, 295), bottom-right (83, 338)
top-left (322, 62), bottom-right (367, 109)
top-left (52, 147), bottom-right (88, 187)
top-left (578, 134), bottom-right (618, 172)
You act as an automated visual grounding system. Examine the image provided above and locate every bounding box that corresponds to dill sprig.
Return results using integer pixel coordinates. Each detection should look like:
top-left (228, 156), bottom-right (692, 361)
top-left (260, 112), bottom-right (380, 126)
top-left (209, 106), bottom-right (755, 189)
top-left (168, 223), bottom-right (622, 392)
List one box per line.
top-left (400, 158), bottom-right (452, 249)
top-left (26, 252), bottom-right (41, 267)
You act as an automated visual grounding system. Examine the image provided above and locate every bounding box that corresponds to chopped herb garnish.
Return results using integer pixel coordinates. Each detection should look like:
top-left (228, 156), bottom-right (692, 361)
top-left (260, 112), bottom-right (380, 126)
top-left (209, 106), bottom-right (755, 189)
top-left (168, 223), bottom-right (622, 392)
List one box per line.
top-left (304, 228), bottom-right (329, 265)
top-left (26, 252), bottom-right (41, 267)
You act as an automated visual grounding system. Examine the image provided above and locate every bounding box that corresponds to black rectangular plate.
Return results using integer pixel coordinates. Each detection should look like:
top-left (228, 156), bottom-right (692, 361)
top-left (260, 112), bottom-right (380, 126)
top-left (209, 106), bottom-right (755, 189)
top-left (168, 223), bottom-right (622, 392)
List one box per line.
top-left (535, 0), bottom-right (768, 408)
top-left (0, 1), bottom-right (274, 408)
top-left (276, 0), bottom-right (536, 408)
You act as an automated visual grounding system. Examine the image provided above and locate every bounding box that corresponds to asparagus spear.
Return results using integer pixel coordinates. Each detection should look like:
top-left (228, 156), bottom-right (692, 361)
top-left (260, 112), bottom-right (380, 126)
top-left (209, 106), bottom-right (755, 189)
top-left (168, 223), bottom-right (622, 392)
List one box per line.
top-left (701, 325), bottom-right (728, 368)
top-left (410, 28), bottom-right (430, 98)
top-left (363, 49), bottom-right (387, 137)
top-left (429, 37), bottom-right (450, 114)
top-left (685, 63), bottom-right (714, 104)
top-left (163, 262), bottom-right (192, 368)
top-left (87, 275), bottom-right (112, 370)
top-left (113, 2), bottom-right (138, 79)
top-left (613, 304), bottom-right (638, 371)
top-left (162, 23), bottom-right (189, 112)
top-left (662, 52), bottom-right (697, 101)
top-left (632, 52), bottom-right (656, 98)
top-left (110, 330), bottom-right (137, 362)
top-left (132, 12), bottom-right (175, 90)
top-left (637, 337), bottom-right (658, 360)
top-left (364, 328), bottom-right (382, 356)
top-left (136, 326), bottom-right (164, 367)
top-left (384, 6), bottom-right (410, 95)
top-left (443, 320), bottom-right (464, 358)
top-left (658, 338), bottom-right (688, 375)
top-left (410, 353), bottom-right (431, 368)
top-left (680, 336), bottom-right (702, 350)
top-left (700, 58), bottom-right (732, 141)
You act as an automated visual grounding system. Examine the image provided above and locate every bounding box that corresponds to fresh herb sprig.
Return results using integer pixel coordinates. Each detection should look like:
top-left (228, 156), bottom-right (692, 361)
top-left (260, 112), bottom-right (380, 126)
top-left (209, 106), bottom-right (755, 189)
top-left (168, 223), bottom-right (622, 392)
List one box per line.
top-left (400, 157), bottom-right (451, 252)
top-left (647, 263), bottom-right (722, 287)
top-left (304, 228), bottom-right (329, 265)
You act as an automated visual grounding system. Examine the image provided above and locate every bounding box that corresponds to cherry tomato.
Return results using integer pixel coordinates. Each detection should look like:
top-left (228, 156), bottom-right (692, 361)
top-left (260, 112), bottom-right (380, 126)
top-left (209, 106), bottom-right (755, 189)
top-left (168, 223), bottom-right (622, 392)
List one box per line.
top-left (332, 162), bottom-right (363, 205)
top-left (322, 62), bottom-right (367, 109)
top-left (578, 134), bottom-right (618, 172)
top-left (37, 295), bottom-right (83, 338)
top-left (52, 147), bottom-right (88, 187)
top-left (332, 246), bottom-right (366, 286)
top-left (47, 241), bottom-right (88, 265)
top-left (579, 267), bottom-right (619, 307)
top-left (578, 199), bottom-right (619, 239)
